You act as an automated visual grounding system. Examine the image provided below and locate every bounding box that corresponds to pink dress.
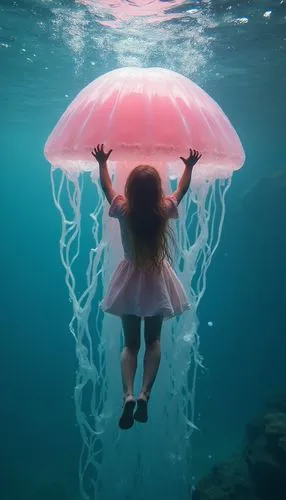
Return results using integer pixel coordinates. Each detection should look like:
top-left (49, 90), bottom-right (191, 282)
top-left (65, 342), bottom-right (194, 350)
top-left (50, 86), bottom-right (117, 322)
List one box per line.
top-left (100, 194), bottom-right (191, 320)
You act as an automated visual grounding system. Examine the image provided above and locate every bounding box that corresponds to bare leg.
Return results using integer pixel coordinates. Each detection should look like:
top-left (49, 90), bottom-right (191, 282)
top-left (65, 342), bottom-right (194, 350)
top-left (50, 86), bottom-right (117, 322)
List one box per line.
top-left (121, 315), bottom-right (141, 400)
top-left (119, 315), bottom-right (141, 430)
top-left (140, 315), bottom-right (163, 398)
top-left (134, 316), bottom-right (163, 423)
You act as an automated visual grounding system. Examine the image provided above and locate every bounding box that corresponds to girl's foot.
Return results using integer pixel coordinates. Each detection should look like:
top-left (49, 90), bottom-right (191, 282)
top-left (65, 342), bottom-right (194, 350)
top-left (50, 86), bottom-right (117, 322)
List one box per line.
top-left (119, 394), bottom-right (136, 430)
top-left (134, 391), bottom-right (150, 423)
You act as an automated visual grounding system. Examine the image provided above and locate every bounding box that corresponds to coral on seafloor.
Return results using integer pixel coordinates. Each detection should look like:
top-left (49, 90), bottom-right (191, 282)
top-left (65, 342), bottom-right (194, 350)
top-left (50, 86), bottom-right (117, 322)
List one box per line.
top-left (192, 454), bottom-right (256, 500)
top-left (193, 393), bottom-right (286, 500)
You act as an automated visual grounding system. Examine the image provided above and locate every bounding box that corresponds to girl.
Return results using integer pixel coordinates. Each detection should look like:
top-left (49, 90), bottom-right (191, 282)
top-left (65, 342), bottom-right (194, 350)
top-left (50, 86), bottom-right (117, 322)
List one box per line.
top-left (92, 145), bottom-right (201, 430)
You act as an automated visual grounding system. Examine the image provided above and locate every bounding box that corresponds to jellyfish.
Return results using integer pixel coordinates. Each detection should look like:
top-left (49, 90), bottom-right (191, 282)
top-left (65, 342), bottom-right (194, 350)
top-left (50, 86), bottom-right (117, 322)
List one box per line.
top-left (44, 67), bottom-right (245, 500)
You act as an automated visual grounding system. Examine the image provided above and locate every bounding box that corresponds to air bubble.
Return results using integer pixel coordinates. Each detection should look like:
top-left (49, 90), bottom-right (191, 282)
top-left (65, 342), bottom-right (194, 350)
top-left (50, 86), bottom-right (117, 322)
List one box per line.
top-left (234, 17), bottom-right (248, 25)
top-left (263, 11), bottom-right (272, 19)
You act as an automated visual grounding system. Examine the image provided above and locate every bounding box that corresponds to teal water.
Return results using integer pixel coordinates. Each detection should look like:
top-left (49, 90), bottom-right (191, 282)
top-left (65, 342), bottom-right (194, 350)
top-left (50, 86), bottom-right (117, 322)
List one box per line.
top-left (1, 1), bottom-right (286, 499)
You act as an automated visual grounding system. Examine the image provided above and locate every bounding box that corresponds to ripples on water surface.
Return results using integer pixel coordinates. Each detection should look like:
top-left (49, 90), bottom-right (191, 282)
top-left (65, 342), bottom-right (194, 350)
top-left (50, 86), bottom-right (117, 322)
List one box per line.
top-left (1, 1), bottom-right (285, 85)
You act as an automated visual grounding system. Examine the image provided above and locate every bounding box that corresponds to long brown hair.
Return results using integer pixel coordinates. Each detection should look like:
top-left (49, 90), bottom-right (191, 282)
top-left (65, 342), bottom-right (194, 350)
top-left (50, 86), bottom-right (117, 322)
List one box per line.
top-left (124, 165), bottom-right (174, 272)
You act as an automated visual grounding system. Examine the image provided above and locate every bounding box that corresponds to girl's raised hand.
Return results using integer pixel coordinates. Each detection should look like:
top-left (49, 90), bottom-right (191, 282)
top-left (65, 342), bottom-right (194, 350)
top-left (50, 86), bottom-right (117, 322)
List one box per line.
top-left (91, 144), bottom-right (113, 164)
top-left (180, 149), bottom-right (202, 169)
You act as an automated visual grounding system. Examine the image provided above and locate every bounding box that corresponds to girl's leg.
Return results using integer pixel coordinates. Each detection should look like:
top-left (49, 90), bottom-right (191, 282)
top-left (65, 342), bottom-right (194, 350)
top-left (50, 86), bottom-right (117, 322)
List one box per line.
top-left (140, 315), bottom-right (163, 399)
top-left (121, 314), bottom-right (141, 401)
top-left (134, 316), bottom-right (163, 423)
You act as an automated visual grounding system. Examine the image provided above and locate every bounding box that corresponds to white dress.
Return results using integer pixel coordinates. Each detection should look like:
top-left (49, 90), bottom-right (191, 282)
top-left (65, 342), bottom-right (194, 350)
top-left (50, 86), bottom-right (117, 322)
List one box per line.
top-left (100, 194), bottom-right (191, 320)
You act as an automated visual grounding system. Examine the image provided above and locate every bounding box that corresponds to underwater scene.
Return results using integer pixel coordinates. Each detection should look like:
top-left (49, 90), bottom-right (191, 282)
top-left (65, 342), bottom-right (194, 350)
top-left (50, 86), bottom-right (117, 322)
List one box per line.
top-left (1, 0), bottom-right (286, 499)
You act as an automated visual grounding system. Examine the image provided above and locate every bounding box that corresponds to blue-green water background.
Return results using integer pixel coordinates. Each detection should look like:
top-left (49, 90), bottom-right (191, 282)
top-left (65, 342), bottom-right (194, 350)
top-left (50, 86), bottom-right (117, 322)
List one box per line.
top-left (1, 0), bottom-right (286, 498)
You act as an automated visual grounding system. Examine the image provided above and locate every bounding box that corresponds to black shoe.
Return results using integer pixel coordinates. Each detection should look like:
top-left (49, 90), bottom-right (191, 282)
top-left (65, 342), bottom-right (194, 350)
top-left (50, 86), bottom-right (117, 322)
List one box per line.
top-left (119, 397), bottom-right (136, 430)
top-left (134, 392), bottom-right (149, 423)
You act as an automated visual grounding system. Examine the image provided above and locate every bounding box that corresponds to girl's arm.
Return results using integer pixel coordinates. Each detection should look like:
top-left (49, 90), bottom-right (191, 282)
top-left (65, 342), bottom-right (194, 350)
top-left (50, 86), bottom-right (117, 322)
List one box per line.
top-left (173, 149), bottom-right (202, 205)
top-left (92, 144), bottom-right (117, 204)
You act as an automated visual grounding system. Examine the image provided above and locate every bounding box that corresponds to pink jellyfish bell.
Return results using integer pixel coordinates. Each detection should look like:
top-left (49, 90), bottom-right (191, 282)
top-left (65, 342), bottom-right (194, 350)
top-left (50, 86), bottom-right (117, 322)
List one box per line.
top-left (44, 68), bottom-right (245, 500)
top-left (45, 67), bottom-right (244, 187)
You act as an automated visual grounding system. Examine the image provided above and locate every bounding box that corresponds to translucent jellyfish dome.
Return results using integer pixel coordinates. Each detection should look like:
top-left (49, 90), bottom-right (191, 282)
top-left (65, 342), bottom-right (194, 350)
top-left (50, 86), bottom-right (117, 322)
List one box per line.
top-left (44, 67), bottom-right (245, 500)
top-left (45, 67), bottom-right (245, 186)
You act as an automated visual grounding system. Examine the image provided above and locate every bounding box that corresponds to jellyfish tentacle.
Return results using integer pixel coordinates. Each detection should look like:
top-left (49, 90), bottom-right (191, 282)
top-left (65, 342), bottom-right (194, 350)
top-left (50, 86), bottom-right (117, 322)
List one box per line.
top-left (50, 167), bottom-right (108, 500)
